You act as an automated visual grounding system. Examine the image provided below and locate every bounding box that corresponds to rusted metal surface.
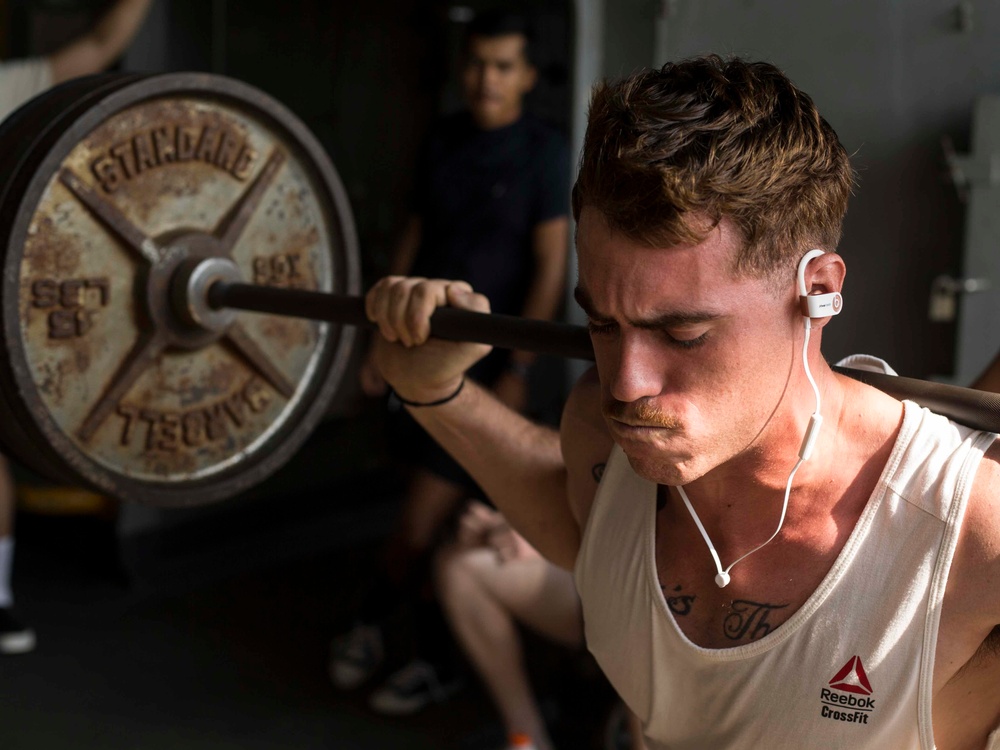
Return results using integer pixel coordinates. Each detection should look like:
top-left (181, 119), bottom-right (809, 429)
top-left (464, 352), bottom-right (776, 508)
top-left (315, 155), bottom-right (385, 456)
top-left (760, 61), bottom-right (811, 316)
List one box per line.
top-left (0, 73), bottom-right (360, 506)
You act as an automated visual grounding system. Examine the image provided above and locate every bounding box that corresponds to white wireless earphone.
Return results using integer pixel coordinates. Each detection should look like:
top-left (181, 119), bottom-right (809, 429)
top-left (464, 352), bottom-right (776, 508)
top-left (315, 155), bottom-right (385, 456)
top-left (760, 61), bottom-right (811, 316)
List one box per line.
top-left (676, 249), bottom-right (840, 588)
top-left (798, 248), bottom-right (843, 322)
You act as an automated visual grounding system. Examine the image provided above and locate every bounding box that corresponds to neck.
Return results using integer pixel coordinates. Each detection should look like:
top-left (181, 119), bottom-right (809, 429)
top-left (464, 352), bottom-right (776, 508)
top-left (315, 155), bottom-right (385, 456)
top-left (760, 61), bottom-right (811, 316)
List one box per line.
top-left (471, 106), bottom-right (522, 131)
top-left (685, 357), bottom-right (846, 512)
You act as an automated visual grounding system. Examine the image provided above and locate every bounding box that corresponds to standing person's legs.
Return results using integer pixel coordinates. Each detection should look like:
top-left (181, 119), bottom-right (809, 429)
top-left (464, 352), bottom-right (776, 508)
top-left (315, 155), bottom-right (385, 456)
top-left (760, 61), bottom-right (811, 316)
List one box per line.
top-left (330, 466), bottom-right (466, 689)
top-left (435, 521), bottom-right (583, 750)
top-left (0, 454), bottom-right (34, 655)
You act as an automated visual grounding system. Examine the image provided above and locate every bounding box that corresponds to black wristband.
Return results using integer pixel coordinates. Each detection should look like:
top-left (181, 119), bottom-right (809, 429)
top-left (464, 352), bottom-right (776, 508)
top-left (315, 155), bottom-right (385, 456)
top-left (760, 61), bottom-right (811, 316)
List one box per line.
top-left (394, 378), bottom-right (465, 407)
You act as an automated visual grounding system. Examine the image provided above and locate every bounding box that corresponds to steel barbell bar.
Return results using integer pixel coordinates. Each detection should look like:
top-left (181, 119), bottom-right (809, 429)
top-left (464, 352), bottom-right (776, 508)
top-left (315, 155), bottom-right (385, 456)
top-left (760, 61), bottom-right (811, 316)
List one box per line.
top-left (177, 257), bottom-right (1000, 434)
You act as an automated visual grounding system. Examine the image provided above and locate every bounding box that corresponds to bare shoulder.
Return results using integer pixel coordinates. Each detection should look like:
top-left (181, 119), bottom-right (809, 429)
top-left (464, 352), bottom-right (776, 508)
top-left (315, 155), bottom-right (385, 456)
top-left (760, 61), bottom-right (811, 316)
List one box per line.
top-left (949, 437), bottom-right (1000, 630)
top-left (560, 366), bottom-right (614, 528)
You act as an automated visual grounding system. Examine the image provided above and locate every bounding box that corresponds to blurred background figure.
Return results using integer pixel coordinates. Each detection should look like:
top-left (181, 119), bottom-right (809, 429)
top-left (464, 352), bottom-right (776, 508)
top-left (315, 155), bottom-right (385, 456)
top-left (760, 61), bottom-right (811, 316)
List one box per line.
top-left (433, 501), bottom-right (583, 750)
top-left (0, 0), bottom-right (152, 121)
top-left (329, 6), bottom-right (570, 716)
top-left (0, 0), bottom-right (154, 655)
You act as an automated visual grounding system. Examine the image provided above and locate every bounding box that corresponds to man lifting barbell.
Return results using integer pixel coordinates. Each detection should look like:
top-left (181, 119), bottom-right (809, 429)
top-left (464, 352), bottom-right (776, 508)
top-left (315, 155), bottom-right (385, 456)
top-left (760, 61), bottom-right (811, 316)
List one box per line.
top-left (363, 56), bottom-right (1000, 749)
top-left (3, 49), bottom-right (1000, 747)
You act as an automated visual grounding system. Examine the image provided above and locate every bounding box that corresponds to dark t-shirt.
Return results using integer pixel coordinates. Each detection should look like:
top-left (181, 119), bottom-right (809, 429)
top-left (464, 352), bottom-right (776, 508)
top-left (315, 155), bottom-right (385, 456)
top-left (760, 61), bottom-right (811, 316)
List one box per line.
top-left (410, 111), bottom-right (570, 318)
top-left (392, 112), bottom-right (570, 488)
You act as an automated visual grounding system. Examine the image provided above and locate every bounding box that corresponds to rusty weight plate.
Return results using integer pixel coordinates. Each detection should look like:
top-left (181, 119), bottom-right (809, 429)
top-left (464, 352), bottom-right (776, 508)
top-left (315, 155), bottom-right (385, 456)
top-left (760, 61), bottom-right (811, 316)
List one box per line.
top-left (0, 73), bottom-right (360, 506)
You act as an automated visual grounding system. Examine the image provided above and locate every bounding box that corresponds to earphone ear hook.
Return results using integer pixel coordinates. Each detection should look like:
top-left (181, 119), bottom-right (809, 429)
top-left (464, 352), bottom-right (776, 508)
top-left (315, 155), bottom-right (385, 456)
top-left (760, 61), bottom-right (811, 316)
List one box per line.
top-left (797, 249), bottom-right (843, 324)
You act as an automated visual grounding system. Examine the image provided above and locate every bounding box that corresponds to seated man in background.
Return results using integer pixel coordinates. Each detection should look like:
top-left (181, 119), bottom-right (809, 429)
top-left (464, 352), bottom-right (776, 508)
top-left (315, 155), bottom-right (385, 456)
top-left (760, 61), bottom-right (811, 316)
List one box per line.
top-left (435, 500), bottom-right (646, 750)
top-left (363, 55), bottom-right (1000, 748)
top-left (0, 0), bottom-right (154, 654)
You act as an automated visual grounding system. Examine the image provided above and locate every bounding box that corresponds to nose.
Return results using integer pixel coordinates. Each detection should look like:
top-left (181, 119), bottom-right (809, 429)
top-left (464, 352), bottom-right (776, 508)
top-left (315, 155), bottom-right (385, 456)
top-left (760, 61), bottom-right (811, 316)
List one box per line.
top-left (604, 331), bottom-right (666, 404)
top-left (482, 63), bottom-right (501, 89)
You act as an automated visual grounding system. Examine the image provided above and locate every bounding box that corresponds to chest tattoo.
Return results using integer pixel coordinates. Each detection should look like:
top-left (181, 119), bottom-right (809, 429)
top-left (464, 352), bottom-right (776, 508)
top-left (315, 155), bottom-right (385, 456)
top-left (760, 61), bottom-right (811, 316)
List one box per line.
top-left (724, 599), bottom-right (789, 641)
top-left (663, 584), bottom-right (696, 616)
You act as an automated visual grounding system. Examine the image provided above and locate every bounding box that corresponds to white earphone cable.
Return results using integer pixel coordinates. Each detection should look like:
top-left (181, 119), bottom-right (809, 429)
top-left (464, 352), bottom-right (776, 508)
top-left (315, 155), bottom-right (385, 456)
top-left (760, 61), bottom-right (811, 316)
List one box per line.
top-left (677, 283), bottom-right (822, 588)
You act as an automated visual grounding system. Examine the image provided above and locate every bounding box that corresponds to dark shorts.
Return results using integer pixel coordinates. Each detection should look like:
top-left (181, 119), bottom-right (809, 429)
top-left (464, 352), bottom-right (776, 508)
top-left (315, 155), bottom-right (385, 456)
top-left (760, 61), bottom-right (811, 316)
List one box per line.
top-left (385, 349), bottom-right (510, 495)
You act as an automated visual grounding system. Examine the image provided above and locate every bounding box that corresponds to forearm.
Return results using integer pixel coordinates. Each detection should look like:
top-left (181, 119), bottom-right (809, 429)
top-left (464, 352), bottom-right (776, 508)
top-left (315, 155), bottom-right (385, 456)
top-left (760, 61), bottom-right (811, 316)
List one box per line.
top-left (387, 216), bottom-right (422, 276)
top-left (515, 217), bottom-right (568, 364)
top-left (520, 258), bottom-right (565, 323)
top-left (402, 379), bottom-right (580, 568)
top-left (50, 0), bottom-right (153, 83)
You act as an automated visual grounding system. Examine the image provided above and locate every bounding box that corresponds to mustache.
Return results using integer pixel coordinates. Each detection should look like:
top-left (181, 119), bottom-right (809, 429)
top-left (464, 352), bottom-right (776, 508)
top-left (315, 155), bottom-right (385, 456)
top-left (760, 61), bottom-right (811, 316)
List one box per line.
top-left (604, 399), bottom-right (682, 429)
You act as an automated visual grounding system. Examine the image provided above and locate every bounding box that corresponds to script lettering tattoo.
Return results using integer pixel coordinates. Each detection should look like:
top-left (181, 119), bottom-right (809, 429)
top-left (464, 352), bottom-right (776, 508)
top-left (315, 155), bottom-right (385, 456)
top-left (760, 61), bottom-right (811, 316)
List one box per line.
top-left (662, 584), bottom-right (695, 616)
top-left (723, 600), bottom-right (788, 641)
top-left (592, 463), bottom-right (606, 483)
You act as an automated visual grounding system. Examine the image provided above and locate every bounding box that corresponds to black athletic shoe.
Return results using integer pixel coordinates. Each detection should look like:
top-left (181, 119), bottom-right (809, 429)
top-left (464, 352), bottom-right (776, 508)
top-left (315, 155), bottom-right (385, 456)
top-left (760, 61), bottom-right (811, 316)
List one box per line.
top-left (368, 659), bottom-right (463, 715)
top-left (329, 622), bottom-right (384, 690)
top-left (0, 608), bottom-right (36, 655)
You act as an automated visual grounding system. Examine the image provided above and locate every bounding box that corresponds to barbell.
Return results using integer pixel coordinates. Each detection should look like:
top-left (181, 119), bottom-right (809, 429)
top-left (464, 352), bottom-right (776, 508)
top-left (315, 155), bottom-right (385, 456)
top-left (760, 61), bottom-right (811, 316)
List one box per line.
top-left (0, 72), bottom-right (997, 508)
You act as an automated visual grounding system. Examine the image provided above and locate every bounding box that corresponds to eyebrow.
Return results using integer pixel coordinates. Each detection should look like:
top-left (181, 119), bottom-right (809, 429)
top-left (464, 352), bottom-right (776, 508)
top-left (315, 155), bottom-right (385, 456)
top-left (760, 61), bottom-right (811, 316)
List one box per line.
top-left (573, 285), bottom-right (724, 329)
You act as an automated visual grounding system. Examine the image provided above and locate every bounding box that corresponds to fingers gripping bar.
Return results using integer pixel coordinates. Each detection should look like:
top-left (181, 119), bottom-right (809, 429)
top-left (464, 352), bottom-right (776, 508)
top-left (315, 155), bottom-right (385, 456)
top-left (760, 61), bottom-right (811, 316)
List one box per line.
top-left (209, 282), bottom-right (595, 361)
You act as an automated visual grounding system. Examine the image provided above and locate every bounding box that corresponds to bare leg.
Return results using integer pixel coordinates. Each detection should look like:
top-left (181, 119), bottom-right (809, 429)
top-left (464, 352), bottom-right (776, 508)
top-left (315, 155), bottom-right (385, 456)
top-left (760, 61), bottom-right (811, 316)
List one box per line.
top-left (376, 467), bottom-right (468, 598)
top-left (435, 539), bottom-right (583, 750)
top-left (394, 468), bottom-right (467, 556)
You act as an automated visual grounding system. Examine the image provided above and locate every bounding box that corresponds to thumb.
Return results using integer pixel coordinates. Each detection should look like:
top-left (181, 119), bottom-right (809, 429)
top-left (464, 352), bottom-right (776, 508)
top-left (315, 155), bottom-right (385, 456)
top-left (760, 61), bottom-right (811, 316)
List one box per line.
top-left (446, 282), bottom-right (490, 314)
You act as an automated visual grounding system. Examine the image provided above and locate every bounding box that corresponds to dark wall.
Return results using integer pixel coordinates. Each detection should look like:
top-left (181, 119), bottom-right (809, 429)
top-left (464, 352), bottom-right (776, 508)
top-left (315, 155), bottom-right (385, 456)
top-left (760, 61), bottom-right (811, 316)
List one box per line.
top-left (655, 0), bottom-right (995, 380)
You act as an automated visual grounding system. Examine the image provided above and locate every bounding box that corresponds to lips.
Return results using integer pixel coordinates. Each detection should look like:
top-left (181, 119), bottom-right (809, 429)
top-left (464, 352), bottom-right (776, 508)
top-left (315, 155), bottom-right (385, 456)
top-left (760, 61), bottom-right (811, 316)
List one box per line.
top-left (607, 419), bottom-right (679, 441)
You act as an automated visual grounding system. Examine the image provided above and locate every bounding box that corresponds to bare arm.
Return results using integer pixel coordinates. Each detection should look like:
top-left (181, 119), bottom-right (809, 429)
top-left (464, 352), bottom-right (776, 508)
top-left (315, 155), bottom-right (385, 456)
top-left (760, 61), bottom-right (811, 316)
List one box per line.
top-left (492, 215), bottom-right (569, 407)
top-left (48, 0), bottom-right (154, 84)
top-left (561, 366), bottom-right (614, 529)
top-left (508, 216), bottom-right (568, 370)
top-left (367, 277), bottom-right (582, 568)
top-left (520, 217), bottom-right (569, 322)
top-left (387, 215), bottom-right (422, 277)
top-left (402, 379), bottom-right (580, 568)
top-left (933, 441), bottom-right (1000, 747)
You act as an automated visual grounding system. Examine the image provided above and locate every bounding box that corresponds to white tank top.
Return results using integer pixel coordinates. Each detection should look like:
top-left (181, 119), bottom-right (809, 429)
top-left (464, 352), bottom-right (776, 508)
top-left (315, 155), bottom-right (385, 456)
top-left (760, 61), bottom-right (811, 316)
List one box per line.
top-left (575, 401), bottom-right (997, 749)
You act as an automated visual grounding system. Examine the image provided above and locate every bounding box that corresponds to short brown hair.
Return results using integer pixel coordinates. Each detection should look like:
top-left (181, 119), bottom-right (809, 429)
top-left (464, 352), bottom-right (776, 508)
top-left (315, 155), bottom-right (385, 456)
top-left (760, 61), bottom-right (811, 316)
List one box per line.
top-left (572, 55), bottom-right (854, 278)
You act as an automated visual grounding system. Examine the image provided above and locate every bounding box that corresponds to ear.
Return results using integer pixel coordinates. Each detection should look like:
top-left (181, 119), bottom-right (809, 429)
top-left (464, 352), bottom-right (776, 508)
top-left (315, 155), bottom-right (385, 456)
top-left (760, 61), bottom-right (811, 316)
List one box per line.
top-left (797, 250), bottom-right (846, 329)
top-left (521, 63), bottom-right (538, 94)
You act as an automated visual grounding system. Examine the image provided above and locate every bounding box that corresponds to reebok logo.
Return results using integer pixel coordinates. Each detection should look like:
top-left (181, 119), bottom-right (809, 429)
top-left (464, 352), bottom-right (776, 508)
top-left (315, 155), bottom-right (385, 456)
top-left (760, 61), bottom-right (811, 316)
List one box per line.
top-left (830, 655), bottom-right (873, 695)
top-left (819, 656), bottom-right (875, 725)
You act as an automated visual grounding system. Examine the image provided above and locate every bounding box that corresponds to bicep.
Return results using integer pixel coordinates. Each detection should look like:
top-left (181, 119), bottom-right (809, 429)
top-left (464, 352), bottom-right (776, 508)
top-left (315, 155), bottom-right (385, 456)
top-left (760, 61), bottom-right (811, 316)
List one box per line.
top-left (561, 367), bottom-right (613, 529)
top-left (949, 439), bottom-right (1000, 631)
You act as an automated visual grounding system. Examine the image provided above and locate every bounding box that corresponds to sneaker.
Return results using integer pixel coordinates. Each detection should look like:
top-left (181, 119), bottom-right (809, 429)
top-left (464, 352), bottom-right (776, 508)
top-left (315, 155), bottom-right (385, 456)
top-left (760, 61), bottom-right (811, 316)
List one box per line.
top-left (368, 659), bottom-right (463, 715)
top-left (506, 733), bottom-right (539, 750)
top-left (0, 608), bottom-right (36, 655)
top-left (329, 623), bottom-right (384, 689)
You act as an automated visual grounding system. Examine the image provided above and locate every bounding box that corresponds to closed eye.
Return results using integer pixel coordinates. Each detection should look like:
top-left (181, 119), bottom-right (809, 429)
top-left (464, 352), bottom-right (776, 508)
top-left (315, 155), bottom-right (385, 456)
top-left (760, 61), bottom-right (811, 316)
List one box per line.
top-left (587, 320), bottom-right (617, 336)
top-left (588, 320), bottom-right (710, 350)
top-left (667, 330), bottom-right (709, 349)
